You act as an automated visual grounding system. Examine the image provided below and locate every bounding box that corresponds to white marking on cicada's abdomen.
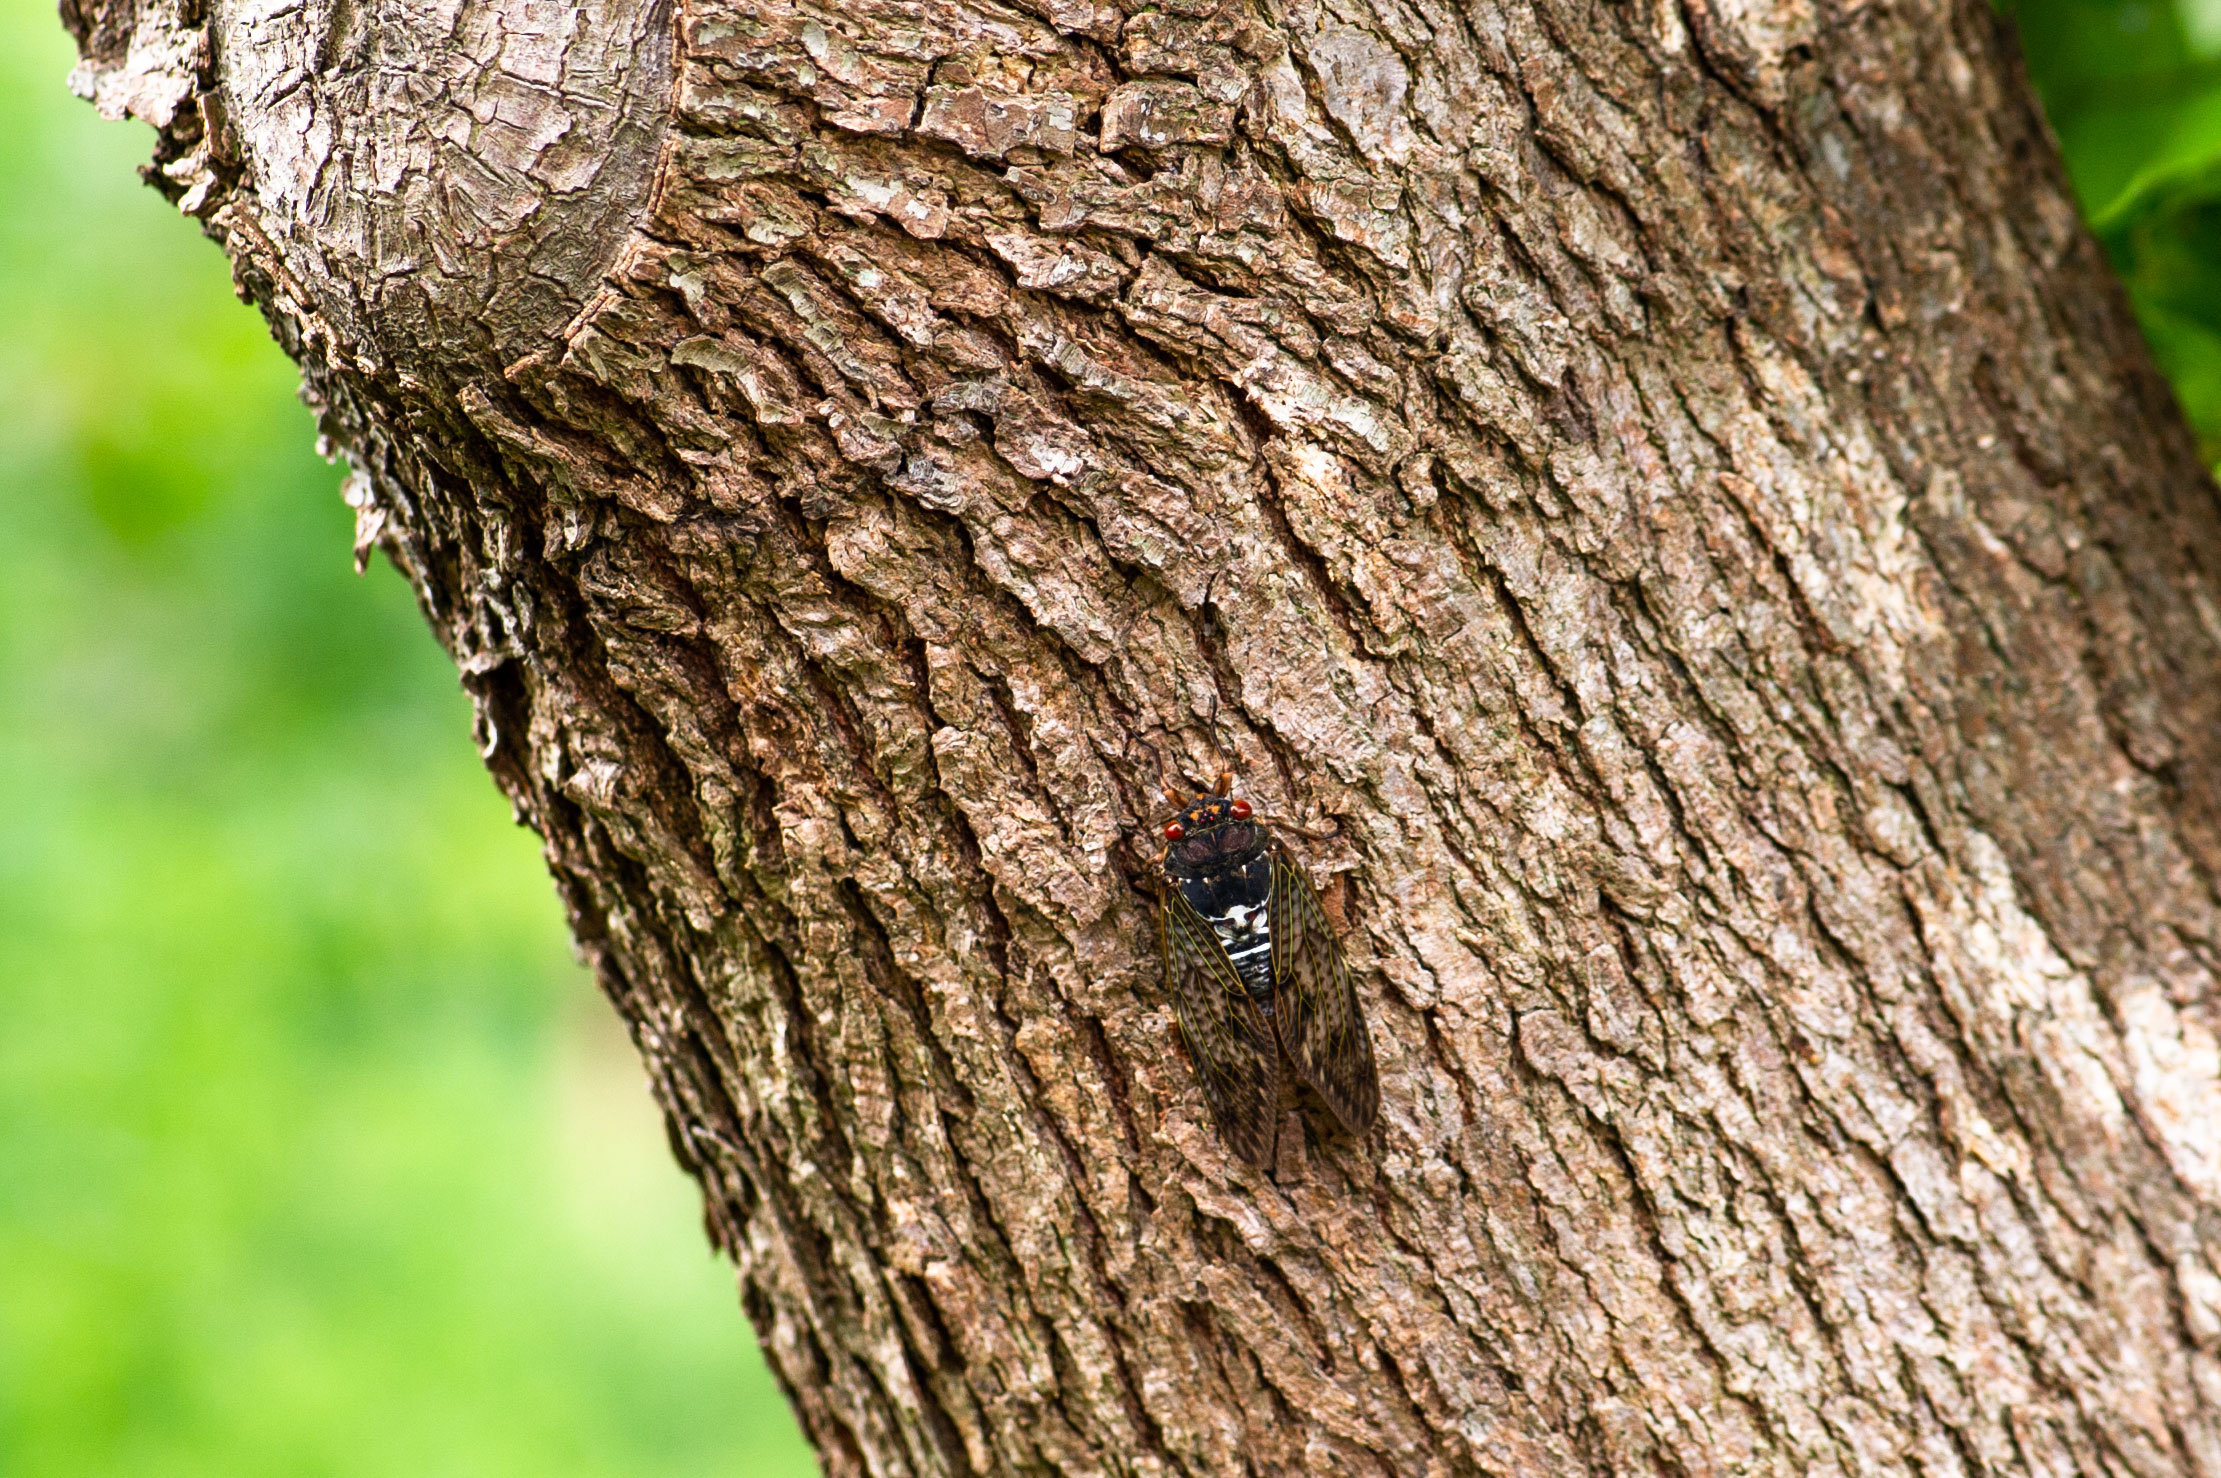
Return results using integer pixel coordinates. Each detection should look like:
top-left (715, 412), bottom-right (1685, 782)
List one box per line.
top-left (1211, 902), bottom-right (1264, 933)
top-left (1209, 902), bottom-right (1277, 994)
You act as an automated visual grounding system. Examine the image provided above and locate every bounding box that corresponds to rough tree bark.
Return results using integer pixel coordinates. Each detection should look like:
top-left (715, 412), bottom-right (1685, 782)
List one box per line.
top-left (62, 0), bottom-right (2221, 1471)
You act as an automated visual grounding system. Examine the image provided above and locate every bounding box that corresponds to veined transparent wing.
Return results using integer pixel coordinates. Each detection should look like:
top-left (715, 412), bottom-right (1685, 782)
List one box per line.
top-left (1268, 851), bottom-right (1378, 1134)
top-left (1160, 893), bottom-right (1282, 1168)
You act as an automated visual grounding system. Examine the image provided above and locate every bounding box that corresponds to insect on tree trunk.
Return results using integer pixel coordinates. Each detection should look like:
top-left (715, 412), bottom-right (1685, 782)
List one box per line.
top-left (62, 0), bottom-right (2221, 1470)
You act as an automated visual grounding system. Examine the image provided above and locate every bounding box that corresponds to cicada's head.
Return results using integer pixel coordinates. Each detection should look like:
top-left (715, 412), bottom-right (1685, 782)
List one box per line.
top-left (1158, 773), bottom-right (1261, 873)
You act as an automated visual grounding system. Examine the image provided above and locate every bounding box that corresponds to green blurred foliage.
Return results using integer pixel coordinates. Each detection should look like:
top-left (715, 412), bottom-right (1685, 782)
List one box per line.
top-left (2013, 0), bottom-right (2221, 460)
top-left (0, 4), bottom-right (812, 1475)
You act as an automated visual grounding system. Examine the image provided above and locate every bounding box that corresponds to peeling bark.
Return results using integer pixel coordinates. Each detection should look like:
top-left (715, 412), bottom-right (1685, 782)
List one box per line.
top-left (62, 0), bottom-right (2221, 1471)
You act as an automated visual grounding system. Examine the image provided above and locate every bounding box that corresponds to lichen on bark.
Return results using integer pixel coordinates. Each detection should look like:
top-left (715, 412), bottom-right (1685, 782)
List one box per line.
top-left (62, 0), bottom-right (2221, 1471)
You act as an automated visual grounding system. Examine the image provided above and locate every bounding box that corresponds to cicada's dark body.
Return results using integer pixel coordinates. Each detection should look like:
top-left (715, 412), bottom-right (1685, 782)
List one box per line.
top-left (1156, 775), bottom-right (1379, 1168)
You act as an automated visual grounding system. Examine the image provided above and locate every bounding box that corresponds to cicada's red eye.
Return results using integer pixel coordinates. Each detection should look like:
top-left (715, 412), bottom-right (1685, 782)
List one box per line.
top-left (1230, 799), bottom-right (1252, 820)
top-left (1163, 822), bottom-right (1185, 841)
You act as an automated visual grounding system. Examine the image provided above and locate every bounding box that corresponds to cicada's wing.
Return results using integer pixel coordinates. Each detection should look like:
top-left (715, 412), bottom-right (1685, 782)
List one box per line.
top-left (1269, 851), bottom-right (1379, 1134)
top-left (1160, 894), bottom-right (1282, 1168)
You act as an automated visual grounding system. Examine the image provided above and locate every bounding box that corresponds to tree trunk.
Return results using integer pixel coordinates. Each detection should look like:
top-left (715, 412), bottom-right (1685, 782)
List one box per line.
top-left (63, 0), bottom-right (2221, 1470)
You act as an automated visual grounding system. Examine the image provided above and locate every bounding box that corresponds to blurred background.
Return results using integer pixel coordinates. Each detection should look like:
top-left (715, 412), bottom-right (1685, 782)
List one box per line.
top-left (0, 5), bottom-right (814, 1476)
top-left (0, 0), bottom-right (2216, 1474)
top-left (2018, 0), bottom-right (2221, 458)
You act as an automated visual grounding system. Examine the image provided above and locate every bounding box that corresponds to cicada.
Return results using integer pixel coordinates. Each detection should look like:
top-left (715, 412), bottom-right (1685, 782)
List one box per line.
top-left (1156, 774), bottom-right (1378, 1168)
